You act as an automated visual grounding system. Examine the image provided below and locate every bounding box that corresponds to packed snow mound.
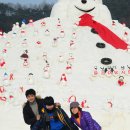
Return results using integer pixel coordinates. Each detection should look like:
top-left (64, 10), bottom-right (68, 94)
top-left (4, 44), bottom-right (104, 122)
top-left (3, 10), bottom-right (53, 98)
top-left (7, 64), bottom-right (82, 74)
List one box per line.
top-left (0, 1), bottom-right (130, 130)
top-left (51, 0), bottom-right (112, 25)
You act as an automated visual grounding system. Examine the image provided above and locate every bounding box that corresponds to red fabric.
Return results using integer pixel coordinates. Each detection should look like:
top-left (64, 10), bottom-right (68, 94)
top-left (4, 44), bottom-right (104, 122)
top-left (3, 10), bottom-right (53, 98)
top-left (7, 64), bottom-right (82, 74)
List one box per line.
top-left (78, 14), bottom-right (128, 50)
top-left (0, 61), bottom-right (5, 67)
top-left (10, 73), bottom-right (14, 80)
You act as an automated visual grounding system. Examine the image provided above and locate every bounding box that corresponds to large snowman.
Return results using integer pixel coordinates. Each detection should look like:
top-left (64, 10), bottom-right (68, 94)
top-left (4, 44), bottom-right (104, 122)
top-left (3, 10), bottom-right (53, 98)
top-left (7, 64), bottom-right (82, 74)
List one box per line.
top-left (51, 0), bottom-right (112, 26)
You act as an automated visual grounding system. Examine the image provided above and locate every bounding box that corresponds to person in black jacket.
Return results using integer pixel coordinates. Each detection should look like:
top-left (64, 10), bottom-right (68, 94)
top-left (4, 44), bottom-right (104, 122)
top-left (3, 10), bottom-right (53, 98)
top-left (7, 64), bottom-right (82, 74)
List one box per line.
top-left (23, 89), bottom-right (46, 130)
top-left (42, 96), bottom-right (79, 130)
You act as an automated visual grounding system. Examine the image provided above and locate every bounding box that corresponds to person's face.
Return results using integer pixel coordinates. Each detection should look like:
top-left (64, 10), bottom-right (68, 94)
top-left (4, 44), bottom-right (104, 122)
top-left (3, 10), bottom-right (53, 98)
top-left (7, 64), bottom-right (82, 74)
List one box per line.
top-left (71, 107), bottom-right (79, 114)
top-left (27, 94), bottom-right (35, 103)
top-left (46, 105), bottom-right (54, 110)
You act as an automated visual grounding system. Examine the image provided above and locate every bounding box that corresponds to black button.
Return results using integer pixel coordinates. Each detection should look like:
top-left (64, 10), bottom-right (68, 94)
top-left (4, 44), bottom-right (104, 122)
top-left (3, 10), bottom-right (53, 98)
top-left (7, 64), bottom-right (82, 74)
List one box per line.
top-left (96, 42), bottom-right (106, 48)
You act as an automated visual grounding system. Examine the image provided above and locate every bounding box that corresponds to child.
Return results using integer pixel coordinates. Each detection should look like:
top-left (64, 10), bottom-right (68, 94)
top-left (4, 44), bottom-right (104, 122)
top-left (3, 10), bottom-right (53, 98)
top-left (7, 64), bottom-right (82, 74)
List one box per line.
top-left (42, 96), bottom-right (79, 130)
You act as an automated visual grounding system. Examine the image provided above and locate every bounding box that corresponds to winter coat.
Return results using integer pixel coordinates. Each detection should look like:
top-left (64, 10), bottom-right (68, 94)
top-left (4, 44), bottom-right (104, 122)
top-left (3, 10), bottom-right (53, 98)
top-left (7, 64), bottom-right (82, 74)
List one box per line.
top-left (23, 97), bottom-right (45, 129)
top-left (71, 111), bottom-right (101, 130)
top-left (42, 107), bottom-right (79, 130)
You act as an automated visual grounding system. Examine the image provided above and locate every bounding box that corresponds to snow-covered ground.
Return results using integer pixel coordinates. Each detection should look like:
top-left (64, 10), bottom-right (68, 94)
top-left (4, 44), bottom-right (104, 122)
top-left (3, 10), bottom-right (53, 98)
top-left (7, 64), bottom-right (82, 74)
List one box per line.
top-left (0, 0), bottom-right (130, 130)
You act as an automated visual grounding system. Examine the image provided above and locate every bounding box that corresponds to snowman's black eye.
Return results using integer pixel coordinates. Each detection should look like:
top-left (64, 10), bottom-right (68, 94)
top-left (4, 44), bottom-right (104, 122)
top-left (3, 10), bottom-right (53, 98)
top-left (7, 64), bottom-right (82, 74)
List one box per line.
top-left (81, 0), bottom-right (87, 4)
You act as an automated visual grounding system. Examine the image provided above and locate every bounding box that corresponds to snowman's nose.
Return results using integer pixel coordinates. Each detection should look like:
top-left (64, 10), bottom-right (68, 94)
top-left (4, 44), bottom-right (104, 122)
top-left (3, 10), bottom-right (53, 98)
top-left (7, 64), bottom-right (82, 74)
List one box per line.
top-left (81, 0), bottom-right (87, 4)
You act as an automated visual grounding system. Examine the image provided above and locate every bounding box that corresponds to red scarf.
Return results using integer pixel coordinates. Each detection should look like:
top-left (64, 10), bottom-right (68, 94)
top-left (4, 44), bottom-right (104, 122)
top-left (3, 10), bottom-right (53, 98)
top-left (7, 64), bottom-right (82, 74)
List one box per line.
top-left (78, 14), bottom-right (128, 50)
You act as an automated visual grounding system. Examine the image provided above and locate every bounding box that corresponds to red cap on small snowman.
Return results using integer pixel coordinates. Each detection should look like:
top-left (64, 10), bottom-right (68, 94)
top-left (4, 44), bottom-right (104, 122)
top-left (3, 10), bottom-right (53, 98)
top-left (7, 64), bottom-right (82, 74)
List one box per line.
top-left (36, 41), bottom-right (42, 45)
top-left (2, 49), bottom-right (7, 53)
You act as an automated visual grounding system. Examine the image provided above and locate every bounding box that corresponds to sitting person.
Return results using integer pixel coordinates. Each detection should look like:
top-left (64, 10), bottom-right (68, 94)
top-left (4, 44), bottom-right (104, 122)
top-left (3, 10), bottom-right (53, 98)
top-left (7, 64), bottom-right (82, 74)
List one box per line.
top-left (23, 89), bottom-right (45, 130)
top-left (42, 96), bottom-right (79, 130)
top-left (70, 102), bottom-right (101, 130)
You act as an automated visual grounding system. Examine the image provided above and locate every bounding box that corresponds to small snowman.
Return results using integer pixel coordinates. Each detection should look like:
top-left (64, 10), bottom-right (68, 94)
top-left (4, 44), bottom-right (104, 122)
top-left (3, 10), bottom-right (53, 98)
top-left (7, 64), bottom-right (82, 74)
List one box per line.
top-left (66, 62), bottom-right (72, 74)
top-left (52, 37), bottom-right (59, 47)
top-left (57, 23), bottom-right (61, 29)
top-left (0, 96), bottom-right (7, 102)
top-left (67, 53), bottom-right (74, 64)
top-left (43, 64), bottom-right (50, 79)
top-left (111, 21), bottom-right (117, 30)
top-left (122, 22), bottom-right (126, 30)
top-left (12, 25), bottom-right (18, 37)
top-left (118, 76), bottom-right (125, 87)
top-left (28, 73), bottom-right (34, 85)
top-left (69, 40), bottom-right (76, 50)
top-left (3, 72), bottom-right (10, 86)
top-left (21, 39), bottom-right (28, 47)
top-left (45, 29), bottom-right (50, 36)
top-left (2, 32), bottom-right (7, 39)
top-left (72, 23), bottom-right (78, 30)
top-left (43, 52), bottom-right (48, 64)
top-left (12, 24), bottom-right (16, 32)
top-left (20, 50), bottom-right (29, 67)
top-left (57, 18), bottom-right (61, 29)
top-left (15, 22), bottom-right (20, 29)
top-left (5, 41), bottom-right (11, 48)
top-left (100, 67), bottom-right (105, 78)
top-left (12, 24), bottom-right (18, 37)
top-left (29, 19), bottom-right (34, 26)
top-left (36, 41), bottom-right (42, 47)
top-left (120, 66), bottom-right (126, 76)
top-left (0, 29), bottom-right (3, 38)
top-left (21, 29), bottom-right (26, 37)
top-left (92, 66), bottom-right (98, 77)
top-left (41, 20), bottom-right (46, 27)
top-left (60, 73), bottom-right (67, 86)
top-left (72, 32), bottom-right (77, 39)
top-left (2, 49), bottom-right (7, 58)
top-left (105, 67), bottom-right (113, 78)
top-left (113, 66), bottom-right (119, 77)
top-left (0, 86), bottom-right (5, 94)
top-left (81, 100), bottom-right (90, 108)
top-left (58, 53), bottom-right (65, 63)
top-left (122, 32), bottom-right (129, 43)
top-left (0, 57), bottom-right (6, 68)
top-left (60, 30), bottom-right (65, 38)
top-left (9, 72), bottom-right (14, 81)
top-left (21, 21), bottom-right (26, 29)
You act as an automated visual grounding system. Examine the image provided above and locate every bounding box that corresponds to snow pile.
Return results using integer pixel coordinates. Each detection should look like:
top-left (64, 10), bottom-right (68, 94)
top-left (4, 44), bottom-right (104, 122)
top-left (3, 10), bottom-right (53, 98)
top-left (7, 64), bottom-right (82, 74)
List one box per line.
top-left (0, 0), bottom-right (130, 130)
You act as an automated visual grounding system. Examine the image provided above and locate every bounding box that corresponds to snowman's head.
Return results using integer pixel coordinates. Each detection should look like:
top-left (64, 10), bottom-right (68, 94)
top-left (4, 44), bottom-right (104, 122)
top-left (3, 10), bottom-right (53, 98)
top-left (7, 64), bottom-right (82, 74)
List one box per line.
top-left (66, 0), bottom-right (100, 21)
top-left (51, 0), bottom-right (111, 24)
